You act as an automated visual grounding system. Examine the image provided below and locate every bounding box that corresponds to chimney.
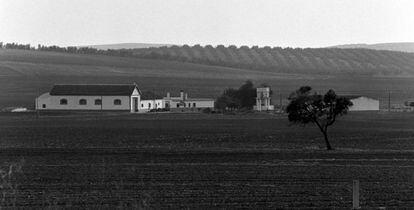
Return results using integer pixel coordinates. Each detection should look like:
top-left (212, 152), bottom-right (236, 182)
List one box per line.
top-left (166, 92), bottom-right (170, 99)
top-left (180, 90), bottom-right (184, 100)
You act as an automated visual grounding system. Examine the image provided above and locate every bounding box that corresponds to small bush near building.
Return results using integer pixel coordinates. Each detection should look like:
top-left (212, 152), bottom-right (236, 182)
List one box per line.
top-left (202, 108), bottom-right (212, 114)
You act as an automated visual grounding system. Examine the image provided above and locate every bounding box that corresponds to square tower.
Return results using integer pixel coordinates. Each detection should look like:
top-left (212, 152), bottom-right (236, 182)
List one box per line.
top-left (254, 87), bottom-right (274, 111)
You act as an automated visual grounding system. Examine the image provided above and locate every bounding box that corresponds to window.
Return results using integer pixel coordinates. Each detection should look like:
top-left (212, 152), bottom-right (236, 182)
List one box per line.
top-left (95, 99), bottom-right (102, 105)
top-left (141, 104), bottom-right (144, 107)
top-left (60, 99), bottom-right (67, 105)
top-left (193, 103), bottom-right (196, 107)
top-left (79, 99), bottom-right (87, 105)
top-left (42, 104), bottom-right (46, 108)
top-left (188, 103), bottom-right (191, 107)
top-left (176, 104), bottom-right (180, 108)
top-left (114, 99), bottom-right (121, 105)
top-left (148, 103), bottom-right (151, 108)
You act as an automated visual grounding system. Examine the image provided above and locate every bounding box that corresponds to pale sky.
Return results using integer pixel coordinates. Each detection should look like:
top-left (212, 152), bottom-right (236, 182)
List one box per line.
top-left (1, 0), bottom-right (413, 48)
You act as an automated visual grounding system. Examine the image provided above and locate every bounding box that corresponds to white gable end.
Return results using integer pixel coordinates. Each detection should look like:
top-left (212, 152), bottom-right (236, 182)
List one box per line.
top-left (131, 88), bottom-right (140, 96)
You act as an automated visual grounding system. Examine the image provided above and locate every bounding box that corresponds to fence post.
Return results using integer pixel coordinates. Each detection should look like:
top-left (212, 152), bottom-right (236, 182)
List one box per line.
top-left (353, 180), bottom-right (360, 209)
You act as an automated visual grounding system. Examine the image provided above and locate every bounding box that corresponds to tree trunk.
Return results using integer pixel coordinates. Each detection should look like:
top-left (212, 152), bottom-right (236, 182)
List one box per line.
top-left (323, 131), bottom-right (333, 150)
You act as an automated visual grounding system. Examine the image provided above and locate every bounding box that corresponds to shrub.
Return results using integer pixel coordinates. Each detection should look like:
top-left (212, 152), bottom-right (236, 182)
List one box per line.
top-left (202, 108), bottom-right (212, 114)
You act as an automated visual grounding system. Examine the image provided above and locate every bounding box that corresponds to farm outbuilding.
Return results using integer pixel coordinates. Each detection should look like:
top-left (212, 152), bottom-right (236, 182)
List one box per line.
top-left (36, 84), bottom-right (142, 112)
top-left (161, 91), bottom-right (215, 112)
top-left (35, 84), bottom-right (214, 112)
top-left (342, 95), bottom-right (379, 111)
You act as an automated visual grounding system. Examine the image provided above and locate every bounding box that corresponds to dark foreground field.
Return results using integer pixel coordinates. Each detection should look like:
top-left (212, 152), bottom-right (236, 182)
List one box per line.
top-left (0, 112), bottom-right (413, 208)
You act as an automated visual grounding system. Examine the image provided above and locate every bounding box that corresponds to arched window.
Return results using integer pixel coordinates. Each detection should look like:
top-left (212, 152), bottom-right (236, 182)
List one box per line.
top-left (79, 99), bottom-right (87, 105)
top-left (95, 99), bottom-right (102, 105)
top-left (114, 99), bottom-right (121, 105)
top-left (60, 99), bottom-right (68, 105)
top-left (193, 103), bottom-right (196, 107)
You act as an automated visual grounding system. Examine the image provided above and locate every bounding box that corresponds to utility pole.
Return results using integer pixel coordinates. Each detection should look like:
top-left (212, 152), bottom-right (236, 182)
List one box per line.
top-left (353, 180), bottom-right (360, 209)
top-left (388, 91), bottom-right (391, 112)
top-left (36, 88), bottom-right (40, 119)
top-left (279, 93), bottom-right (282, 113)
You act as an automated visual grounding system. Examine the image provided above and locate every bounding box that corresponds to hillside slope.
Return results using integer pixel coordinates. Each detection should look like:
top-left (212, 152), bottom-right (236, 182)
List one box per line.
top-left (129, 45), bottom-right (414, 76)
top-left (0, 49), bottom-right (310, 80)
top-left (1, 49), bottom-right (414, 110)
top-left (331, 42), bottom-right (414, 53)
top-left (0, 49), bottom-right (317, 109)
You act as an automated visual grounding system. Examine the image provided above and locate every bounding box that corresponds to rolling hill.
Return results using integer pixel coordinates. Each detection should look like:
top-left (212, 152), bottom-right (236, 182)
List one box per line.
top-left (0, 48), bottom-right (414, 110)
top-left (129, 45), bottom-right (414, 76)
top-left (330, 42), bottom-right (414, 53)
top-left (0, 49), bottom-right (317, 109)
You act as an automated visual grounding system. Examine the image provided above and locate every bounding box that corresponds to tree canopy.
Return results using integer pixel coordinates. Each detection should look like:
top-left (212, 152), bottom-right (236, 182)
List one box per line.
top-left (286, 86), bottom-right (352, 150)
top-left (215, 80), bottom-right (257, 111)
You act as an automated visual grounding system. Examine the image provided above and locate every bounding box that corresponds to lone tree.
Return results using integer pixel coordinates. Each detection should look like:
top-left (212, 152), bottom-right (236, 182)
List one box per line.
top-left (286, 86), bottom-right (352, 150)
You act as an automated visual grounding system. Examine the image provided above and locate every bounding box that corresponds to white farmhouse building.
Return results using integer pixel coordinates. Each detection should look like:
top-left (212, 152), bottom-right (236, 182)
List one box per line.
top-left (343, 95), bottom-right (379, 111)
top-left (36, 84), bottom-right (142, 112)
top-left (36, 84), bottom-right (214, 112)
top-left (161, 91), bottom-right (214, 112)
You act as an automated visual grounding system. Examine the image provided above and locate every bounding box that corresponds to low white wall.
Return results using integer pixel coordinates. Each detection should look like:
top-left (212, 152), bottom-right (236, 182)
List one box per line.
top-left (349, 97), bottom-right (379, 111)
top-left (169, 100), bottom-right (214, 109)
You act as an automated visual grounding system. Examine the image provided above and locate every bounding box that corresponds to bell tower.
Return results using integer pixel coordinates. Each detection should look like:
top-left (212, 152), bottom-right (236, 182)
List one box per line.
top-left (254, 87), bottom-right (274, 111)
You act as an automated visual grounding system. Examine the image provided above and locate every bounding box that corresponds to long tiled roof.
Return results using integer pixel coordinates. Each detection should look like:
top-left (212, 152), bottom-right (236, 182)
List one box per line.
top-left (50, 84), bottom-right (139, 96)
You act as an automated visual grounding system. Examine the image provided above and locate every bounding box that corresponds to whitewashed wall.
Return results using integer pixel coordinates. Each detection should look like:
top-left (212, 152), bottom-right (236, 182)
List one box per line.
top-left (349, 97), bottom-right (379, 111)
top-left (36, 94), bottom-right (130, 110)
top-left (140, 100), bottom-right (155, 110)
top-left (169, 100), bottom-right (214, 109)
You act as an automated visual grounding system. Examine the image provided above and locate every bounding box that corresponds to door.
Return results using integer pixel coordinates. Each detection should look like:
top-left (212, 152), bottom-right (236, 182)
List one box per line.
top-left (133, 97), bottom-right (138, 112)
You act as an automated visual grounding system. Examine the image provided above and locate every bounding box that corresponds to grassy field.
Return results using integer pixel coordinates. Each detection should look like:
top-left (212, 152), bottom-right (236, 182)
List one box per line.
top-left (0, 112), bottom-right (413, 208)
top-left (1, 49), bottom-right (414, 110)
